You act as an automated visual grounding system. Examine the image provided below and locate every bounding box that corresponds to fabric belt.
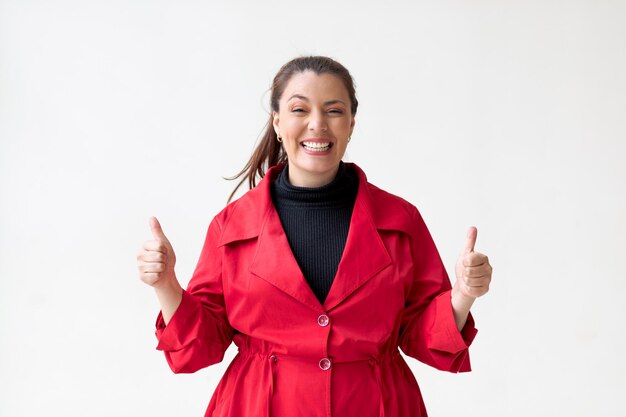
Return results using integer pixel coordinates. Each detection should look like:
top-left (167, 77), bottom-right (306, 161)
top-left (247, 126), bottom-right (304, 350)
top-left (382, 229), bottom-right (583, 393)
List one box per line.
top-left (368, 356), bottom-right (386, 417)
top-left (267, 353), bottom-right (277, 416)
top-left (239, 348), bottom-right (399, 417)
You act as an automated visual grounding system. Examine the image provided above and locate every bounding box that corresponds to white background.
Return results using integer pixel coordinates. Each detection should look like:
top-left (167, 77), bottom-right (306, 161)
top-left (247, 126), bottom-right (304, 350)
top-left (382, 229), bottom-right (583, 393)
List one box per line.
top-left (1, 1), bottom-right (625, 416)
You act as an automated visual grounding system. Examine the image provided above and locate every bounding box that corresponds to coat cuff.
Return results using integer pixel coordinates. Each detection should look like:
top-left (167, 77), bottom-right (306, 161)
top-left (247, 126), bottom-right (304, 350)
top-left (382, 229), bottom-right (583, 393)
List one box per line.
top-left (428, 289), bottom-right (478, 354)
top-left (155, 289), bottom-right (201, 351)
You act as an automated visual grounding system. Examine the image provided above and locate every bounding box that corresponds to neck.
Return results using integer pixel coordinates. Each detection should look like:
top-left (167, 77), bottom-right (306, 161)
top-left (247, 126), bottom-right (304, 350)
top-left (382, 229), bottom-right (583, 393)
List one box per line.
top-left (287, 164), bottom-right (340, 188)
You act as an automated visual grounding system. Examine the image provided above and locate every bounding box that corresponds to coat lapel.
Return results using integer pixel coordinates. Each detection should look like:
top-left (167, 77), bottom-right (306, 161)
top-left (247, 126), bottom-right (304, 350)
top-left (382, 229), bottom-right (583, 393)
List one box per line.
top-left (221, 165), bottom-right (324, 311)
top-left (249, 200), bottom-right (324, 312)
top-left (322, 166), bottom-right (392, 311)
top-left (219, 163), bottom-right (394, 313)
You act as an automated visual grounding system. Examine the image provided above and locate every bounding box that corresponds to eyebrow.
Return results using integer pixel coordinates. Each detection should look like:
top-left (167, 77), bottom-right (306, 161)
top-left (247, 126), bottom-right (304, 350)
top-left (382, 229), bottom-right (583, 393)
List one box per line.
top-left (287, 94), bottom-right (346, 106)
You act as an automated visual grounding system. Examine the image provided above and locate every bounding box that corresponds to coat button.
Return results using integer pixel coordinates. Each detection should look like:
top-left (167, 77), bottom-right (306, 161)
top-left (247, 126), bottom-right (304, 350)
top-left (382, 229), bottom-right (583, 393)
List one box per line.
top-left (319, 357), bottom-right (331, 370)
top-left (317, 314), bottom-right (329, 327)
top-left (269, 354), bottom-right (277, 363)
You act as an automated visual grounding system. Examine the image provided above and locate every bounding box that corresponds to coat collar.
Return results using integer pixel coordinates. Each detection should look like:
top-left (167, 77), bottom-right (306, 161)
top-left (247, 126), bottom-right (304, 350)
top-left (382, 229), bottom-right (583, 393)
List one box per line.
top-left (218, 162), bottom-right (412, 312)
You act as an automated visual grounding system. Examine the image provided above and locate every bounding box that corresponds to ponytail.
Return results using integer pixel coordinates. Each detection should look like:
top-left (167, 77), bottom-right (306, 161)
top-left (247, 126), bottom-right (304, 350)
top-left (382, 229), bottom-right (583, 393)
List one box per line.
top-left (225, 116), bottom-right (287, 203)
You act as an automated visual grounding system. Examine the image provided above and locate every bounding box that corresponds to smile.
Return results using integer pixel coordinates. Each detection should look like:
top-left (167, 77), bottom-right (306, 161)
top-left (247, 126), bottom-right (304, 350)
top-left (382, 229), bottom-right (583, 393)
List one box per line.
top-left (301, 141), bottom-right (332, 152)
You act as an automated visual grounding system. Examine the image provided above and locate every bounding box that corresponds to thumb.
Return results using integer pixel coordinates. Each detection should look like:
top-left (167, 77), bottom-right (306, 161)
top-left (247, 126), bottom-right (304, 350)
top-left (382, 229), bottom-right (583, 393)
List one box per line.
top-left (149, 216), bottom-right (170, 243)
top-left (463, 226), bottom-right (477, 254)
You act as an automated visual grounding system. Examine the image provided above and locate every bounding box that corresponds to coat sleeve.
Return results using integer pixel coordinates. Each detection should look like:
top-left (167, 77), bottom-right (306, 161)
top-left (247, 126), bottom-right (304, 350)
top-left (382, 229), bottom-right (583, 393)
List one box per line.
top-left (154, 216), bottom-right (234, 374)
top-left (397, 205), bottom-right (478, 373)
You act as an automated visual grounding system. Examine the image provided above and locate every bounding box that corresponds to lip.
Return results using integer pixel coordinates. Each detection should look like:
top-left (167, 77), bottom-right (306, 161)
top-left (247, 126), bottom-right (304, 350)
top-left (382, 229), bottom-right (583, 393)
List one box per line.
top-left (299, 138), bottom-right (334, 145)
top-left (299, 138), bottom-right (334, 155)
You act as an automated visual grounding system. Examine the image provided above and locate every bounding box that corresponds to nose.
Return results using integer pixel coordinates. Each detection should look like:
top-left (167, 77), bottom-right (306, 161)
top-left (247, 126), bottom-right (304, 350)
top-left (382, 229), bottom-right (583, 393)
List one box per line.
top-left (308, 110), bottom-right (328, 132)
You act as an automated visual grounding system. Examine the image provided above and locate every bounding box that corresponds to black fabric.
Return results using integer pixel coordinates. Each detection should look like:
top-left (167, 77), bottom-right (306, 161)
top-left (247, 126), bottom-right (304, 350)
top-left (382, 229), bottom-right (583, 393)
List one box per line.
top-left (270, 162), bottom-right (359, 304)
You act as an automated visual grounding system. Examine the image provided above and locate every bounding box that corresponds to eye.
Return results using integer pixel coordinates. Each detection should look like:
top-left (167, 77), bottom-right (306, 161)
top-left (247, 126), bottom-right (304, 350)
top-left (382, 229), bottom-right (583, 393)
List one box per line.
top-left (328, 109), bottom-right (344, 114)
top-left (291, 108), bottom-right (305, 113)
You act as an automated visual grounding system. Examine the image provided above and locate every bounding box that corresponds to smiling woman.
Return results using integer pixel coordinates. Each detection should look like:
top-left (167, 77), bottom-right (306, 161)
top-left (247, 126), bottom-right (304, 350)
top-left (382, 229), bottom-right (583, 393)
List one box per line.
top-left (226, 56), bottom-right (359, 201)
top-left (136, 55), bottom-right (493, 417)
top-left (271, 72), bottom-right (355, 187)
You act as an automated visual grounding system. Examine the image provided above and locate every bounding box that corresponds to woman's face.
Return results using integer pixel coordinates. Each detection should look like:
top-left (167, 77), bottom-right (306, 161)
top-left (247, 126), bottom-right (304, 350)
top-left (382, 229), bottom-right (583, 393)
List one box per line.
top-left (272, 71), bottom-right (355, 187)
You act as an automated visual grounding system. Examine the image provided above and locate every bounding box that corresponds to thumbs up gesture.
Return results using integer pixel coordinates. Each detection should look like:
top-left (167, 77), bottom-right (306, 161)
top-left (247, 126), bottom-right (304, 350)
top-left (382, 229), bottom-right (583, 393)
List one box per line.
top-left (454, 226), bottom-right (492, 299)
top-left (137, 216), bottom-right (177, 288)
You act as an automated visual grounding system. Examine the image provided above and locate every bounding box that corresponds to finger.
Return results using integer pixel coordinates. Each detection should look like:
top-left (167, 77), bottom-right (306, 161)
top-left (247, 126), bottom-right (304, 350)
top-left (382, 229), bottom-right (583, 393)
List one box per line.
top-left (463, 252), bottom-right (488, 267)
top-left (142, 240), bottom-right (168, 254)
top-left (463, 226), bottom-right (477, 254)
top-left (139, 262), bottom-right (165, 274)
top-left (464, 276), bottom-right (491, 287)
top-left (138, 251), bottom-right (167, 263)
top-left (149, 216), bottom-right (170, 243)
top-left (141, 272), bottom-right (160, 285)
top-left (462, 284), bottom-right (490, 298)
top-left (463, 265), bottom-right (491, 278)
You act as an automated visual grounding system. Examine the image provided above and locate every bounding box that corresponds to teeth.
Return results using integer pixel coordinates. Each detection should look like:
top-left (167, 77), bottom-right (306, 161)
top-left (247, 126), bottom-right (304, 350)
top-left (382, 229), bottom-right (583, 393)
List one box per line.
top-left (302, 141), bottom-right (330, 151)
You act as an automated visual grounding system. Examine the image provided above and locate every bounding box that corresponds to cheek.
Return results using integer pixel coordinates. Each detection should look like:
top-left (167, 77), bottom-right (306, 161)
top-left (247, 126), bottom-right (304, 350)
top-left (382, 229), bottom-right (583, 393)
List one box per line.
top-left (283, 124), bottom-right (301, 141)
top-left (333, 118), bottom-right (353, 134)
top-left (335, 139), bottom-right (348, 151)
top-left (282, 136), bottom-right (301, 157)
top-left (282, 115), bottom-right (304, 131)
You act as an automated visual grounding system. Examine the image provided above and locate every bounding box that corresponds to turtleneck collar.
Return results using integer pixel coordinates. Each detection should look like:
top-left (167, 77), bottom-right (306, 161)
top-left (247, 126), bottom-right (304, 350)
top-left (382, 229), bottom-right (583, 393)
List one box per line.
top-left (271, 161), bottom-right (359, 208)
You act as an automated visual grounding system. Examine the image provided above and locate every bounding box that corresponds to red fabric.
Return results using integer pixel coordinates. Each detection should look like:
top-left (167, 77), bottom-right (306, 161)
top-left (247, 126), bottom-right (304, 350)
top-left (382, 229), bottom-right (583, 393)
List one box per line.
top-left (155, 163), bottom-right (478, 417)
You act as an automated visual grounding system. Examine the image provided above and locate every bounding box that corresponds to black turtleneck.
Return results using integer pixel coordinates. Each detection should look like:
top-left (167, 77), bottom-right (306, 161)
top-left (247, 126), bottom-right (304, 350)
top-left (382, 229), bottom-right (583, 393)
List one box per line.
top-left (270, 162), bottom-right (359, 305)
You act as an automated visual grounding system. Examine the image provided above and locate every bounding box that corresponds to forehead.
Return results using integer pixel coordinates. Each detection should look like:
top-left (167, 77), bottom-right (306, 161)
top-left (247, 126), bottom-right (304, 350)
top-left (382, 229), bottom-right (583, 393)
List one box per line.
top-left (282, 71), bottom-right (349, 101)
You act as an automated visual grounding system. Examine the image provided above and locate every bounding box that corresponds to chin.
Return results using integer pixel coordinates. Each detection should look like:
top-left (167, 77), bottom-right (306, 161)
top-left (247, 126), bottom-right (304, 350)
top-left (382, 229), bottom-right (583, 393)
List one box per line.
top-left (299, 158), bottom-right (340, 173)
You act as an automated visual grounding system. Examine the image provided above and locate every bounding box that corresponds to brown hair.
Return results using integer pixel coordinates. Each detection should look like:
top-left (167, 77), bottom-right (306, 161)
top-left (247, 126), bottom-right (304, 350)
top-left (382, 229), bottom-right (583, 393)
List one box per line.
top-left (226, 55), bottom-right (359, 203)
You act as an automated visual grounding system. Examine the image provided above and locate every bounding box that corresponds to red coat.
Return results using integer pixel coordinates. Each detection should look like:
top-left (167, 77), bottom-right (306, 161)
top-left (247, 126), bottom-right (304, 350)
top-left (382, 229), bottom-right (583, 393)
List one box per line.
top-left (155, 162), bottom-right (478, 417)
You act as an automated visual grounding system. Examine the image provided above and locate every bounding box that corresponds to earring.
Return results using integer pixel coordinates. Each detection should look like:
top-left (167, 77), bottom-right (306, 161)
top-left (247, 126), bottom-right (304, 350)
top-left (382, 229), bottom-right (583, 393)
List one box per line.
top-left (276, 134), bottom-right (283, 143)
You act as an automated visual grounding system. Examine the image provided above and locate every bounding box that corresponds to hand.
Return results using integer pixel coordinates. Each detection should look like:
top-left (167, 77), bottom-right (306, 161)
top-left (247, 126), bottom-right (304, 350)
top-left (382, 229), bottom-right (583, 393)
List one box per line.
top-left (137, 216), bottom-right (177, 288)
top-left (454, 226), bottom-right (492, 299)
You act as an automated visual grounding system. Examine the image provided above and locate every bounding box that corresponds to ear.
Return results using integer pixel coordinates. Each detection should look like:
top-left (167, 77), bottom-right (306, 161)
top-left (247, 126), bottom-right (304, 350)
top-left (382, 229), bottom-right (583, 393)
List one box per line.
top-left (272, 111), bottom-right (280, 135)
top-left (349, 115), bottom-right (356, 136)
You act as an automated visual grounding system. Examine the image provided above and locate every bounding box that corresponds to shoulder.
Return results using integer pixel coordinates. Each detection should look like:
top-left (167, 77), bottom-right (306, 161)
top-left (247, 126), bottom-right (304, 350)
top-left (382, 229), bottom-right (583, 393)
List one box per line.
top-left (365, 181), bottom-right (422, 233)
top-left (348, 163), bottom-right (423, 234)
top-left (211, 166), bottom-right (282, 246)
top-left (360, 178), bottom-right (436, 250)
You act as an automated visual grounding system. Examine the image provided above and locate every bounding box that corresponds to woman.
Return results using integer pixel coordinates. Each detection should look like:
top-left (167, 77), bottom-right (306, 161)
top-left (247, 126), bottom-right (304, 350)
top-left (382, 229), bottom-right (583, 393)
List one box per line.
top-left (137, 56), bottom-right (493, 417)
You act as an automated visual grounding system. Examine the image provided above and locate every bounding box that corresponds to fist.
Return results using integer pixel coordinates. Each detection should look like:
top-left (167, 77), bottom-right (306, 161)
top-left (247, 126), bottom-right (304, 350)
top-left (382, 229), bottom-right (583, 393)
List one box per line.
top-left (137, 216), bottom-right (177, 287)
top-left (454, 226), bottom-right (492, 299)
